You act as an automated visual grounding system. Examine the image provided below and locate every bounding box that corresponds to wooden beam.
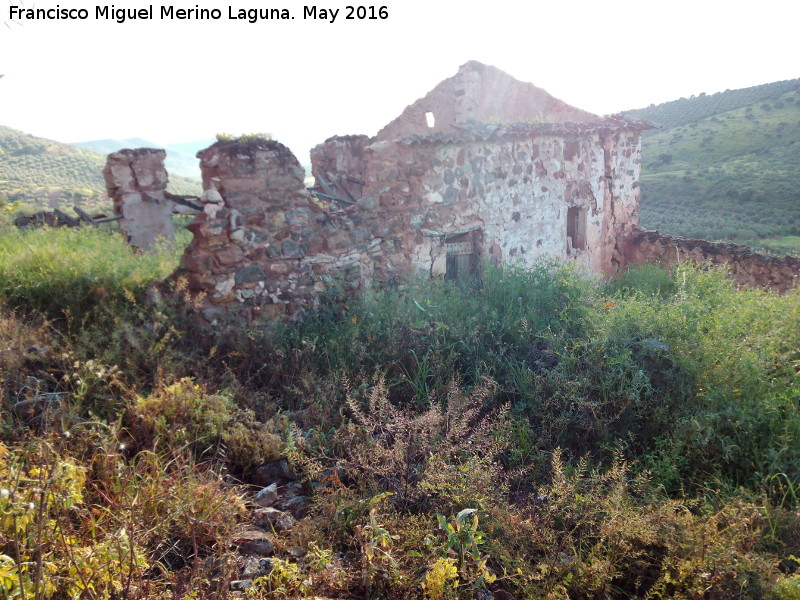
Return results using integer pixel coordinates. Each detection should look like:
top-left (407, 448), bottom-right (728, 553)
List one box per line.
top-left (315, 174), bottom-right (337, 198)
top-left (93, 214), bottom-right (124, 224)
top-left (73, 205), bottom-right (97, 225)
top-left (313, 191), bottom-right (356, 207)
top-left (52, 209), bottom-right (79, 227)
top-left (327, 171), bottom-right (356, 202)
top-left (166, 192), bottom-right (203, 211)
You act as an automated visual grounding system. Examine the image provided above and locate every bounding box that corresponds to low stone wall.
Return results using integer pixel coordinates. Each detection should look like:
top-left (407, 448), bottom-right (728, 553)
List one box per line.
top-left (104, 148), bottom-right (174, 251)
top-left (624, 230), bottom-right (800, 292)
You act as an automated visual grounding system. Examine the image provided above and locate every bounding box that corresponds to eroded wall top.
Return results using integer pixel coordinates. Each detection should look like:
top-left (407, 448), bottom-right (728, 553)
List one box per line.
top-left (159, 63), bottom-right (656, 325)
top-left (375, 61), bottom-right (603, 141)
top-left (170, 137), bottom-right (415, 324)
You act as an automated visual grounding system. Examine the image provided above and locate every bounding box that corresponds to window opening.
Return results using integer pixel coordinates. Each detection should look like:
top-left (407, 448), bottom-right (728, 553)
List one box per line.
top-left (566, 207), bottom-right (586, 252)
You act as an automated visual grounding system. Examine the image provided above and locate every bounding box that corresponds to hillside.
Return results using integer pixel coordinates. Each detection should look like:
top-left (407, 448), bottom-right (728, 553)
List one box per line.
top-left (74, 137), bottom-right (203, 180)
top-left (624, 78), bottom-right (800, 133)
top-left (0, 126), bottom-right (202, 210)
top-left (623, 79), bottom-right (800, 254)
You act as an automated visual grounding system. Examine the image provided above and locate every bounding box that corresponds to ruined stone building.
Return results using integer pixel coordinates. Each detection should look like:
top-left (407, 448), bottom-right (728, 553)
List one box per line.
top-left (103, 61), bottom-right (652, 324)
top-left (105, 61), bottom-right (798, 325)
top-left (310, 61), bottom-right (649, 280)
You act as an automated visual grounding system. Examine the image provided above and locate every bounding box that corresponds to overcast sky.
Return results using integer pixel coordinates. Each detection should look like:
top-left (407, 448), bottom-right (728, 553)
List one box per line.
top-left (1, 0), bottom-right (797, 161)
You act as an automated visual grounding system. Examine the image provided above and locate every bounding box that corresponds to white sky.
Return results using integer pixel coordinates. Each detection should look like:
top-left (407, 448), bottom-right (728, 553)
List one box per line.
top-left (1, 0), bottom-right (798, 162)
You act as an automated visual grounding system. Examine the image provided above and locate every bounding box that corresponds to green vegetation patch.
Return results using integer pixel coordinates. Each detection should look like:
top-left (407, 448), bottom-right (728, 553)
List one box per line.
top-left (0, 246), bottom-right (799, 598)
top-left (759, 235), bottom-right (800, 254)
top-left (0, 226), bottom-right (181, 318)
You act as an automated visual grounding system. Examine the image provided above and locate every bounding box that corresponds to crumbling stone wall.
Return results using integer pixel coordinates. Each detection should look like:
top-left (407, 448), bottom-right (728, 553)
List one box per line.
top-left (170, 138), bottom-right (415, 324)
top-left (159, 118), bottom-right (645, 325)
top-left (624, 230), bottom-right (800, 291)
top-left (375, 61), bottom-right (602, 141)
top-left (104, 148), bottom-right (174, 251)
top-left (170, 133), bottom-right (794, 327)
top-left (310, 135), bottom-right (370, 203)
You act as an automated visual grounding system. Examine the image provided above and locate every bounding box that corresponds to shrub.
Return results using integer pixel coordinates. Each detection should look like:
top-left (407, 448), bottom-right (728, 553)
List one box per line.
top-left (775, 575), bottom-right (800, 600)
top-left (247, 558), bottom-right (309, 599)
top-left (334, 375), bottom-right (510, 512)
top-left (264, 258), bottom-right (594, 411)
top-left (422, 557), bottom-right (458, 600)
top-left (0, 309), bottom-right (52, 413)
top-left (132, 378), bottom-right (236, 453)
top-left (130, 378), bottom-right (282, 474)
top-left (607, 263), bottom-right (678, 297)
top-left (0, 438), bottom-right (150, 600)
top-left (485, 452), bottom-right (778, 600)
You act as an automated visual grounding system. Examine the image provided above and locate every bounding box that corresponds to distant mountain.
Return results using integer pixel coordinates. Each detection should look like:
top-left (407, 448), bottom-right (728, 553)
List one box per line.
top-left (623, 78), bottom-right (800, 254)
top-left (164, 139), bottom-right (216, 157)
top-left (0, 126), bottom-right (201, 210)
top-left (73, 138), bottom-right (202, 180)
top-left (72, 137), bottom-right (159, 156)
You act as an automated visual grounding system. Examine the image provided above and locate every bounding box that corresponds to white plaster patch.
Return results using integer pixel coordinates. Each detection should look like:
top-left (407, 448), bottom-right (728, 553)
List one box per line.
top-left (426, 191), bottom-right (443, 204)
top-left (431, 254), bottom-right (447, 277)
top-left (215, 274), bottom-right (235, 296)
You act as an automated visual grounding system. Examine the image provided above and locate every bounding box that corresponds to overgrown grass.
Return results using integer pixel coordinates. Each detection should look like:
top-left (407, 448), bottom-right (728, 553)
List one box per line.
top-left (0, 230), bottom-right (799, 598)
top-left (605, 268), bottom-right (800, 492)
top-left (267, 259), bottom-right (592, 401)
top-left (759, 235), bottom-right (800, 254)
top-left (0, 225), bottom-right (196, 399)
top-left (258, 263), bottom-right (799, 493)
top-left (0, 226), bottom-right (182, 319)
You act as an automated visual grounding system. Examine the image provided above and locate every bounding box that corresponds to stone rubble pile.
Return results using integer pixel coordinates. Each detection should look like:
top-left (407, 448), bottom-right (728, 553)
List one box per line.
top-left (229, 458), bottom-right (313, 593)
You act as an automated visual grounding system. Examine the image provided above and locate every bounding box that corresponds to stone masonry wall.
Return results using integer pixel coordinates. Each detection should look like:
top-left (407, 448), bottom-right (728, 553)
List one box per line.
top-left (605, 130), bottom-right (643, 271)
top-left (170, 124), bottom-right (644, 326)
top-left (170, 139), bottom-right (413, 324)
top-left (309, 135), bottom-right (371, 203)
top-left (104, 148), bottom-right (174, 251)
top-left (313, 126), bottom-right (643, 277)
top-left (624, 230), bottom-right (800, 291)
top-left (170, 134), bottom-right (795, 328)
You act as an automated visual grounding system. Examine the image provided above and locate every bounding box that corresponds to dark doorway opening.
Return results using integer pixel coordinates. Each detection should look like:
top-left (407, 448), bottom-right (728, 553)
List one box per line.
top-left (444, 231), bottom-right (479, 282)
